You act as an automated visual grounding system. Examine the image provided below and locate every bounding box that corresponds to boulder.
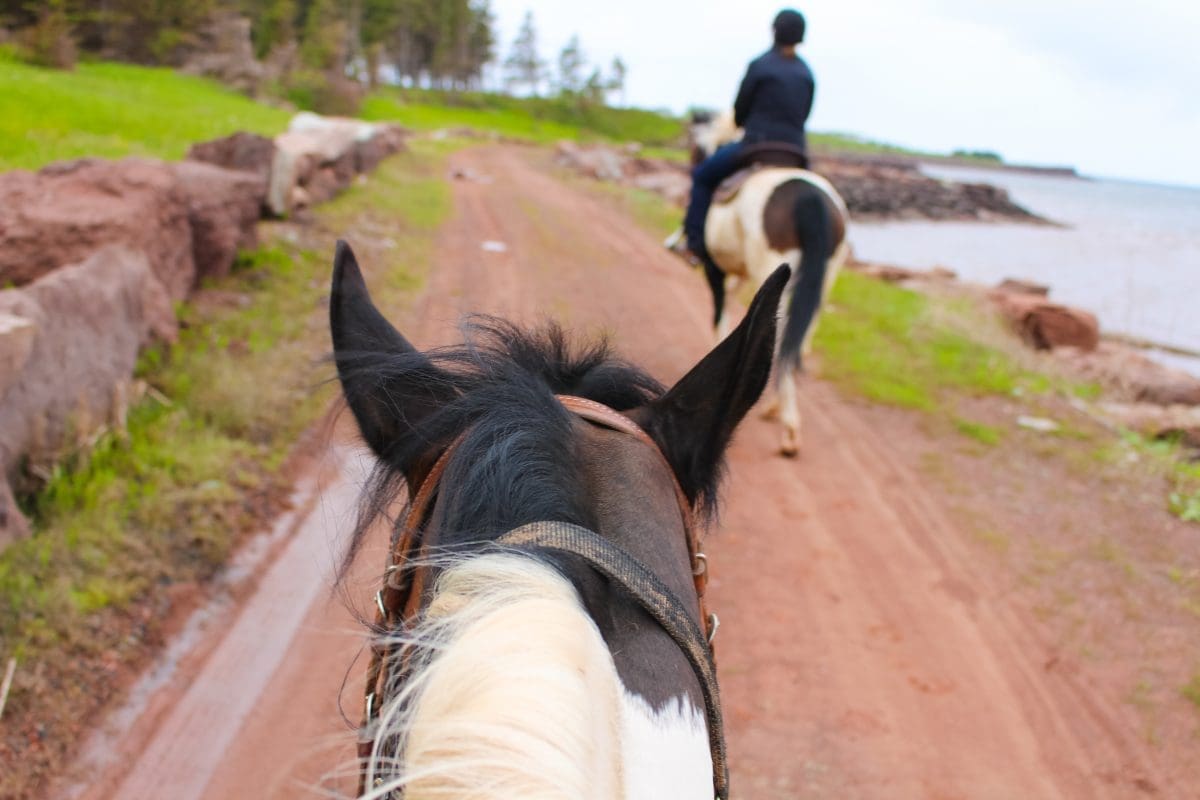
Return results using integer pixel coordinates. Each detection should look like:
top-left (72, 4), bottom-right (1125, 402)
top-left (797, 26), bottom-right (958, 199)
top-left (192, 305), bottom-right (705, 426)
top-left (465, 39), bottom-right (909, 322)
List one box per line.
top-left (187, 131), bottom-right (277, 186)
top-left (267, 113), bottom-right (400, 216)
top-left (0, 247), bottom-right (174, 548)
top-left (0, 312), bottom-right (35, 402)
top-left (990, 292), bottom-right (1100, 351)
top-left (554, 141), bottom-right (628, 182)
top-left (168, 161), bottom-right (266, 282)
top-left (0, 158), bottom-right (195, 300)
top-left (354, 124), bottom-right (408, 174)
top-left (1097, 402), bottom-right (1200, 448)
top-left (1057, 343), bottom-right (1200, 406)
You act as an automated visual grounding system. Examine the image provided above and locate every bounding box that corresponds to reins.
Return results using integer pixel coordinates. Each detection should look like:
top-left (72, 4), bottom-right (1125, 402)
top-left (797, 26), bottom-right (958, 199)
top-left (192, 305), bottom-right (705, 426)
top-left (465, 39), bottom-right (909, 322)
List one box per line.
top-left (358, 395), bottom-right (728, 799)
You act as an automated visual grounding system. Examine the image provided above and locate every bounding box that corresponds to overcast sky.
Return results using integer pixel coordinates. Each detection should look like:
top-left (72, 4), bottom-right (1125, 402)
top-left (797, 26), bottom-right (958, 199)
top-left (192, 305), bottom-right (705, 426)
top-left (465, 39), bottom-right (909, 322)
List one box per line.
top-left (488, 0), bottom-right (1200, 187)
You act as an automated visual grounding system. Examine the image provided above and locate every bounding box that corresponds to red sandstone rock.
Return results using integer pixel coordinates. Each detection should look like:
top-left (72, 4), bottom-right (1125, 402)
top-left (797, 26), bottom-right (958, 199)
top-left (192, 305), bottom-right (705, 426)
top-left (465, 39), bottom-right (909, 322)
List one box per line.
top-left (0, 247), bottom-right (175, 546)
top-left (1057, 343), bottom-right (1200, 406)
top-left (187, 131), bottom-right (277, 186)
top-left (169, 161), bottom-right (266, 282)
top-left (991, 292), bottom-right (1100, 351)
top-left (0, 159), bottom-right (195, 299)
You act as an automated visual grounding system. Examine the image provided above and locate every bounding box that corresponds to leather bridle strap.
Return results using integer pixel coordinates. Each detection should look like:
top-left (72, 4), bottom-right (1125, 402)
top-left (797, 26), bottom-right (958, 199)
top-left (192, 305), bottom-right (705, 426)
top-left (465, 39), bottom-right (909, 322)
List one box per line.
top-left (497, 520), bottom-right (729, 800)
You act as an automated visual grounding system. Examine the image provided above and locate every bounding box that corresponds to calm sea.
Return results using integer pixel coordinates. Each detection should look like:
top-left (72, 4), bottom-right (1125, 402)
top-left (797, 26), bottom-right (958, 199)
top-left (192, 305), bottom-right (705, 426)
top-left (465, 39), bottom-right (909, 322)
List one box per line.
top-left (849, 164), bottom-right (1200, 376)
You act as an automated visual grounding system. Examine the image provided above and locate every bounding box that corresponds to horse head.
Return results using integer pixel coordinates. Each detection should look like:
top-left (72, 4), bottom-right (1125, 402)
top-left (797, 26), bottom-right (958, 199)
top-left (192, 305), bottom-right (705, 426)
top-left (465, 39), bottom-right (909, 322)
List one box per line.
top-left (330, 241), bottom-right (789, 798)
top-left (688, 108), bottom-right (741, 167)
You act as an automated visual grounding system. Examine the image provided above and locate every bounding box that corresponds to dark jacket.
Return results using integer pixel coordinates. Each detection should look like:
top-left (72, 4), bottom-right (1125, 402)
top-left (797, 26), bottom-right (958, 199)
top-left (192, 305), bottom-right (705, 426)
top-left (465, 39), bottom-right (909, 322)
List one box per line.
top-left (733, 49), bottom-right (815, 151)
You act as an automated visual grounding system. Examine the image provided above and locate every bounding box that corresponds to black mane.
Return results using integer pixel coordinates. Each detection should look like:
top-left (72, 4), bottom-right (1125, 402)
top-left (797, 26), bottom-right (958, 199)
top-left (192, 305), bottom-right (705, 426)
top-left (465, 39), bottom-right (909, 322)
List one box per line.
top-left (337, 316), bottom-right (665, 576)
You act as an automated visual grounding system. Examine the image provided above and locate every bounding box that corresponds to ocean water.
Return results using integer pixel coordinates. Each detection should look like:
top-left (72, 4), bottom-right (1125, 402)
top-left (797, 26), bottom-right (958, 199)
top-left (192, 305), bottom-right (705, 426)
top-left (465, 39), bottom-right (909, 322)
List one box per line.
top-left (849, 164), bottom-right (1200, 375)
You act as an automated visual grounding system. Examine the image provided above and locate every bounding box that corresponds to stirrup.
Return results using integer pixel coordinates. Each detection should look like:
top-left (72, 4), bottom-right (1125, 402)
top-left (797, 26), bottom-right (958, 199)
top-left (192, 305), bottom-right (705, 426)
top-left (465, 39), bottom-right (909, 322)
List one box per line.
top-left (663, 227), bottom-right (685, 252)
top-left (664, 228), bottom-right (701, 267)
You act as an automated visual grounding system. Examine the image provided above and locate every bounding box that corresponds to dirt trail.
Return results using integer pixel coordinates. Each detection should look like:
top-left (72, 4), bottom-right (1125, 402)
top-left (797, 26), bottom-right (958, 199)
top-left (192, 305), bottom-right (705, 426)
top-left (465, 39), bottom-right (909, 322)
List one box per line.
top-left (70, 146), bottom-right (1170, 799)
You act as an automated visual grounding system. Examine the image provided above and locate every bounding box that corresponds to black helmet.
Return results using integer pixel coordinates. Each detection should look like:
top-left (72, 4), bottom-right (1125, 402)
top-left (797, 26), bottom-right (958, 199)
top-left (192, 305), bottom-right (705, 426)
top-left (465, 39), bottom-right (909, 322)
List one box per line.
top-left (773, 9), bottom-right (806, 46)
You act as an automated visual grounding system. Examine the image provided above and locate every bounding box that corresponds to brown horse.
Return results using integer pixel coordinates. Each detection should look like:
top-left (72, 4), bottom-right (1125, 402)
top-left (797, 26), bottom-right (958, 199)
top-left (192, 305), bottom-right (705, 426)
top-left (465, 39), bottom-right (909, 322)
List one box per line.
top-left (330, 241), bottom-right (789, 799)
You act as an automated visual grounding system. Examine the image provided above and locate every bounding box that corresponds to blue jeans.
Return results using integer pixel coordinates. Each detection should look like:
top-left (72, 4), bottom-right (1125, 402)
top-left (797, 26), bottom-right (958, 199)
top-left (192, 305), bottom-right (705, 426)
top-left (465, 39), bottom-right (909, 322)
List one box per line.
top-left (684, 141), bottom-right (745, 262)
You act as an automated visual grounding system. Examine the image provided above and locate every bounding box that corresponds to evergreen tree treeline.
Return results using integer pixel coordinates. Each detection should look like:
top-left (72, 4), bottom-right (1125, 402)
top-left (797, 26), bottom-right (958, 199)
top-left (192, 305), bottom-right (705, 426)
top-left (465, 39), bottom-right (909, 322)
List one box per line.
top-left (1, 0), bottom-right (496, 89)
top-left (2, 3), bottom-right (629, 108)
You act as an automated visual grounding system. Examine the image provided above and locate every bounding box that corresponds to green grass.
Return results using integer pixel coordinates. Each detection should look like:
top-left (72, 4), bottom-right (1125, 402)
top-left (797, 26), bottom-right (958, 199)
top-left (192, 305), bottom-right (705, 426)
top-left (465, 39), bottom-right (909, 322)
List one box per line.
top-left (809, 131), bottom-right (1006, 165)
top-left (0, 52), bottom-right (290, 171)
top-left (362, 88), bottom-right (684, 146)
top-left (1168, 464), bottom-right (1200, 523)
top-left (955, 418), bottom-right (1003, 446)
top-left (1095, 432), bottom-right (1200, 524)
top-left (1183, 672), bottom-right (1200, 710)
top-left (813, 271), bottom-right (1027, 412)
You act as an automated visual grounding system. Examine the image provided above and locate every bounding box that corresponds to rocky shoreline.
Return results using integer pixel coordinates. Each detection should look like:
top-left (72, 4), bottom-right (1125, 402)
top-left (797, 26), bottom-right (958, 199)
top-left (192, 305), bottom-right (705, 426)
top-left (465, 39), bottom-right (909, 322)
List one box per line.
top-left (851, 260), bottom-right (1200, 450)
top-left (554, 141), bottom-right (1050, 224)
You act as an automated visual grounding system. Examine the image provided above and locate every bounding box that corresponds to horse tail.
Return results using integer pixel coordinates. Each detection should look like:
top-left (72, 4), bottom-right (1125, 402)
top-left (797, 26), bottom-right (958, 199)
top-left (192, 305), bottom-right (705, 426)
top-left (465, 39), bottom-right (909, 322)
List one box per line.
top-left (777, 183), bottom-right (836, 374)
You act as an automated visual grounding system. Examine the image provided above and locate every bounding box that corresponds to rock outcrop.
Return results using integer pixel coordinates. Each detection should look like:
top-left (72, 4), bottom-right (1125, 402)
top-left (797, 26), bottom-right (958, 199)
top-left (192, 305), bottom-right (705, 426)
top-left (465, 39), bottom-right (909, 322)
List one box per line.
top-left (989, 291), bottom-right (1100, 352)
top-left (0, 158), bottom-right (196, 299)
top-left (187, 131), bottom-right (277, 186)
top-left (169, 161), bottom-right (266, 282)
top-left (1056, 344), bottom-right (1200, 406)
top-left (267, 112), bottom-right (407, 216)
top-left (813, 156), bottom-right (1046, 223)
top-left (0, 112), bottom-right (410, 551)
top-left (0, 247), bottom-right (174, 546)
top-left (552, 141), bottom-right (1046, 223)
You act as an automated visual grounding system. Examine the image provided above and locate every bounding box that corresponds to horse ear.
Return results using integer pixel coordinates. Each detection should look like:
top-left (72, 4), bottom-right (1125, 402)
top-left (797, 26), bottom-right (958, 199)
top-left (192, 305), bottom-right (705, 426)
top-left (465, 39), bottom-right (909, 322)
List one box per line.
top-left (330, 240), bottom-right (446, 468)
top-left (647, 264), bottom-right (790, 509)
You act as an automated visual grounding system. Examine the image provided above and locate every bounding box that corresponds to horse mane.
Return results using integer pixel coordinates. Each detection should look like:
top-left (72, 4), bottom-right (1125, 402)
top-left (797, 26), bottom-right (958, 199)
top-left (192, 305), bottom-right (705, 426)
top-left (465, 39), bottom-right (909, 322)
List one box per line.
top-left (362, 552), bottom-right (626, 799)
top-left (336, 316), bottom-right (667, 579)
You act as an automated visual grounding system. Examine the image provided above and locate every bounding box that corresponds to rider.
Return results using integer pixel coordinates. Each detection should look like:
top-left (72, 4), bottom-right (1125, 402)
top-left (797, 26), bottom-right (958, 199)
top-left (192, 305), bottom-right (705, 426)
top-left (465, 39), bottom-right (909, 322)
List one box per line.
top-left (679, 8), bottom-right (815, 264)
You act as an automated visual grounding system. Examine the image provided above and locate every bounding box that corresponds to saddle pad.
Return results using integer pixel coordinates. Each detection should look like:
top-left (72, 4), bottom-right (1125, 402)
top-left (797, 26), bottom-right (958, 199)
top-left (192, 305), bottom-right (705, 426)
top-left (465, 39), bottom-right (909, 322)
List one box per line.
top-left (713, 165), bottom-right (761, 204)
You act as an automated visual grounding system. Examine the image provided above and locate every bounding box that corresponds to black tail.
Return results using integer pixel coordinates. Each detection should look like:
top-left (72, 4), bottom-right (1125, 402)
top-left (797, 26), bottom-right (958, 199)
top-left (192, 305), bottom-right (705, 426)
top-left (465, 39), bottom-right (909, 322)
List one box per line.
top-left (777, 188), bottom-right (835, 374)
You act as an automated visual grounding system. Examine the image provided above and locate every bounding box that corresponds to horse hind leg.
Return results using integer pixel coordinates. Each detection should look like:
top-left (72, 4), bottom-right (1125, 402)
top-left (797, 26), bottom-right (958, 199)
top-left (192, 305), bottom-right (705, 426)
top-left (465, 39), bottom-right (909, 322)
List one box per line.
top-left (777, 363), bottom-right (801, 457)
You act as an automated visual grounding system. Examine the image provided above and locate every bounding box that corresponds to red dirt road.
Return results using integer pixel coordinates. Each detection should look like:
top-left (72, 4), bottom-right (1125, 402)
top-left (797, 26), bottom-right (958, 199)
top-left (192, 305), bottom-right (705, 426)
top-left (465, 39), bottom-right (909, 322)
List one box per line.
top-left (69, 146), bottom-right (1172, 799)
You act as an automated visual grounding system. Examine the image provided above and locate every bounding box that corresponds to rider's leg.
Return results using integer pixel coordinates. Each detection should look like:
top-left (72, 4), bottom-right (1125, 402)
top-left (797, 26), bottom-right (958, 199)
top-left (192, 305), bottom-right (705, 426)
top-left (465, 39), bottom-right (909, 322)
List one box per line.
top-left (683, 142), bottom-right (744, 261)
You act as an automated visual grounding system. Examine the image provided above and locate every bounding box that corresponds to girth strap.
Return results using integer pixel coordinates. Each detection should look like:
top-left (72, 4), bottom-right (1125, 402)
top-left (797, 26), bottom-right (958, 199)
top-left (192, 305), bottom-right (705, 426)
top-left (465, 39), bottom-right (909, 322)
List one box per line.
top-left (497, 520), bottom-right (729, 800)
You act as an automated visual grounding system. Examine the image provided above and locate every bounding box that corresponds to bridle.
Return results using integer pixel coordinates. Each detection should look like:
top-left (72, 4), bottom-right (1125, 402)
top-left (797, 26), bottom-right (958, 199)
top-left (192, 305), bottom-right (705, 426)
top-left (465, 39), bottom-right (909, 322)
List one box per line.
top-left (357, 395), bottom-right (729, 799)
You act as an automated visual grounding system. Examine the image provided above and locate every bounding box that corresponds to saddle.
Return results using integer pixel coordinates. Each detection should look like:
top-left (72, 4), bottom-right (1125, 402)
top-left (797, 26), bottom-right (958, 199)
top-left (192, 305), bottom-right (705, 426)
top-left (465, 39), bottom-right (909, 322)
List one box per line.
top-left (713, 141), bottom-right (810, 204)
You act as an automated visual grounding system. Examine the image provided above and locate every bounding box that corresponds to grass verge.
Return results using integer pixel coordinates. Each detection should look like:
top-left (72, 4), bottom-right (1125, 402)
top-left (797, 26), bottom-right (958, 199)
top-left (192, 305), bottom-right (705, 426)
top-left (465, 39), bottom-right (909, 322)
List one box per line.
top-left (0, 52), bottom-right (290, 171)
top-left (0, 141), bottom-right (453, 798)
top-left (361, 88), bottom-right (683, 146)
top-left (813, 270), bottom-right (1039, 412)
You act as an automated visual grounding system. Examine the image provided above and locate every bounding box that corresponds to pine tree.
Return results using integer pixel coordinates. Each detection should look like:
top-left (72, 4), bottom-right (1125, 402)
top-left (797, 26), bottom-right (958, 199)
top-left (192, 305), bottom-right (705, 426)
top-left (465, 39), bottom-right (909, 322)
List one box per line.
top-left (501, 11), bottom-right (544, 96)
top-left (554, 34), bottom-right (584, 95)
top-left (607, 56), bottom-right (627, 105)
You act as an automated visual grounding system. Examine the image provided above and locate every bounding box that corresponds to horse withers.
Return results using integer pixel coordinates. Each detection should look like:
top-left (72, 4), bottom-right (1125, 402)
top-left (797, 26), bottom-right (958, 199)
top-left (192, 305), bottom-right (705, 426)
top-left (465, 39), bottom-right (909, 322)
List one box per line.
top-left (682, 110), bottom-right (850, 457)
top-left (330, 241), bottom-right (789, 799)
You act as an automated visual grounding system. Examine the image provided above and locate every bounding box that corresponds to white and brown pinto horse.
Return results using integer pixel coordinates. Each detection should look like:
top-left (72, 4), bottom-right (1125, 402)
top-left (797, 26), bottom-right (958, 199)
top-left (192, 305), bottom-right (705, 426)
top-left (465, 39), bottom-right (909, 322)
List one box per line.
top-left (330, 241), bottom-right (790, 799)
top-left (686, 111), bottom-right (850, 456)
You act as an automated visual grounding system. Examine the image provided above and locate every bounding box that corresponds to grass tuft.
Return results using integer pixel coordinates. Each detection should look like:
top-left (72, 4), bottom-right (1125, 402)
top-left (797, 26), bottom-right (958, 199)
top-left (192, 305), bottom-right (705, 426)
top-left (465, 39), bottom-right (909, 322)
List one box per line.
top-left (1183, 672), bottom-right (1200, 710)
